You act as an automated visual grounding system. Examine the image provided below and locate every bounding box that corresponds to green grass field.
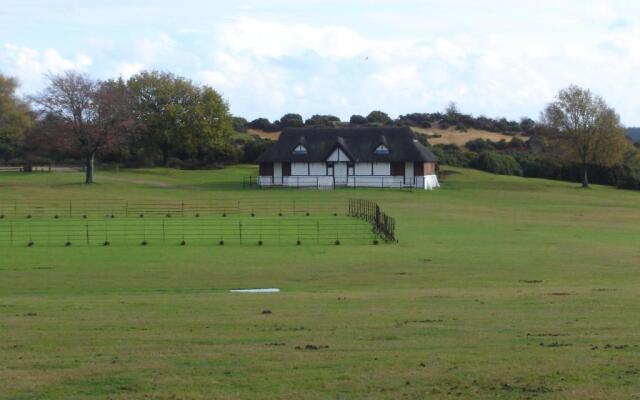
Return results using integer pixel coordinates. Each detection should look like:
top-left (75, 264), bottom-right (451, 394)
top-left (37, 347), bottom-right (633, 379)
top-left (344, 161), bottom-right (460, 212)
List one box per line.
top-left (1, 166), bottom-right (639, 399)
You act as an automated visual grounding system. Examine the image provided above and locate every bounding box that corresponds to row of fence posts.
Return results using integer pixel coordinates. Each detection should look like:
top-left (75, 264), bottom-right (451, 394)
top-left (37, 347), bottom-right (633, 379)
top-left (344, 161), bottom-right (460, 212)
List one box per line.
top-left (0, 199), bottom-right (335, 219)
top-left (348, 199), bottom-right (396, 242)
top-left (0, 217), bottom-right (359, 246)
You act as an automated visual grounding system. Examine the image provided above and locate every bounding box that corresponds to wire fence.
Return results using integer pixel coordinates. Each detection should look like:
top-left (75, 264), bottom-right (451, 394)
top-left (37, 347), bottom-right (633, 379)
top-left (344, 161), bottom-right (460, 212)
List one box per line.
top-left (0, 216), bottom-right (378, 247)
top-left (0, 199), bottom-right (346, 219)
top-left (0, 199), bottom-right (396, 246)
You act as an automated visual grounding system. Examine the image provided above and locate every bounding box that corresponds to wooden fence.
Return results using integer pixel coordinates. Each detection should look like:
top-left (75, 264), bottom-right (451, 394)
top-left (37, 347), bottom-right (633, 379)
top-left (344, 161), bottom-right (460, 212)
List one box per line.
top-left (347, 199), bottom-right (396, 242)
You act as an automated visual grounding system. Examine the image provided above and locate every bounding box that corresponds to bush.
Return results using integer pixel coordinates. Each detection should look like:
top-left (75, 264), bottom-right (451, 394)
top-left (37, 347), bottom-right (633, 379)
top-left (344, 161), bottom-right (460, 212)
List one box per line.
top-left (241, 137), bottom-right (273, 163)
top-left (279, 113), bottom-right (304, 128)
top-left (366, 110), bottom-right (392, 125)
top-left (248, 118), bottom-right (281, 132)
top-left (431, 144), bottom-right (475, 168)
top-left (305, 114), bottom-right (340, 126)
top-left (232, 117), bottom-right (248, 133)
top-left (465, 138), bottom-right (495, 153)
top-left (471, 151), bottom-right (522, 176)
top-left (349, 115), bottom-right (367, 125)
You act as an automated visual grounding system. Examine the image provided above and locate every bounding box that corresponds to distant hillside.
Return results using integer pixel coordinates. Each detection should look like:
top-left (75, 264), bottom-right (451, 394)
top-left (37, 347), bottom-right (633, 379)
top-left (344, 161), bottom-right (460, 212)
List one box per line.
top-left (410, 127), bottom-right (518, 146)
top-left (247, 126), bottom-right (519, 147)
top-left (626, 127), bottom-right (640, 141)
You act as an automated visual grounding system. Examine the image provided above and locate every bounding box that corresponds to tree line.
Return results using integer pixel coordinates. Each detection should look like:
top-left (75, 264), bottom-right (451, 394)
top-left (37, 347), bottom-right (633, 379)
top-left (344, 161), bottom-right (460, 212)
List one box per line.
top-left (431, 86), bottom-right (639, 189)
top-left (1, 70), bottom-right (238, 183)
top-left (233, 105), bottom-right (535, 135)
top-left (1, 70), bottom-right (638, 189)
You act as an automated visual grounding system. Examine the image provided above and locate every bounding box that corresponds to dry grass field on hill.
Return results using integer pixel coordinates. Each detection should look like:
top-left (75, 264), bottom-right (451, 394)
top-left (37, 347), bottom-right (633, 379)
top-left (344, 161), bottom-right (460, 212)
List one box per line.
top-left (247, 127), bottom-right (518, 147)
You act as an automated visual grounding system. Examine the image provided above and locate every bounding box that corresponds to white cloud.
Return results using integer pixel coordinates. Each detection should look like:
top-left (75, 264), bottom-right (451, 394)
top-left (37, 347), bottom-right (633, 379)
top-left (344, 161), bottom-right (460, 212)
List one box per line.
top-left (0, 43), bottom-right (92, 93)
top-left (2, 2), bottom-right (640, 124)
top-left (113, 61), bottom-right (145, 79)
top-left (219, 18), bottom-right (369, 60)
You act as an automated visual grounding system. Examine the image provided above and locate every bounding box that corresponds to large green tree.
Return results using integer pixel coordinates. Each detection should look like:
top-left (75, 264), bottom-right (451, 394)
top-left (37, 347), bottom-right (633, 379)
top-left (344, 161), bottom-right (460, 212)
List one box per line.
top-left (543, 85), bottom-right (630, 187)
top-left (127, 71), bottom-right (232, 165)
top-left (0, 74), bottom-right (32, 161)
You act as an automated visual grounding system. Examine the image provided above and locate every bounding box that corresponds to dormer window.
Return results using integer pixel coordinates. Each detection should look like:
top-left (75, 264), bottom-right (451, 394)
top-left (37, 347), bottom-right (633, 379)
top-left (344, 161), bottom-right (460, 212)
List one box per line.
top-left (374, 144), bottom-right (389, 154)
top-left (292, 144), bottom-right (307, 155)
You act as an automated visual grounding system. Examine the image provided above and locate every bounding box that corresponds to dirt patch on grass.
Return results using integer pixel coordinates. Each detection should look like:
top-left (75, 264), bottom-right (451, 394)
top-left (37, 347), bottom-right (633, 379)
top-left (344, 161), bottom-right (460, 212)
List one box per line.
top-left (295, 344), bottom-right (329, 350)
top-left (526, 333), bottom-right (567, 337)
top-left (539, 341), bottom-right (572, 347)
top-left (99, 176), bottom-right (175, 188)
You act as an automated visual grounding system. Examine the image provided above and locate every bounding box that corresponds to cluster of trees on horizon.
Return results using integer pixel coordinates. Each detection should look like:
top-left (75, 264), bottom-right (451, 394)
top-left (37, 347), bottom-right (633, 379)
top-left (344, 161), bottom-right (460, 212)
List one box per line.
top-left (233, 104), bottom-right (534, 136)
top-left (1, 69), bottom-right (639, 189)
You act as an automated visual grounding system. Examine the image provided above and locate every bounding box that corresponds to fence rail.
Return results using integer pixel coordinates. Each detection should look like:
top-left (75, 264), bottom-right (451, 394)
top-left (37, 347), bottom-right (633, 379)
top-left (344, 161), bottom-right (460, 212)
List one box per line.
top-left (0, 216), bottom-right (377, 247)
top-left (348, 199), bottom-right (396, 242)
top-left (0, 199), bottom-right (346, 219)
top-left (0, 199), bottom-right (397, 246)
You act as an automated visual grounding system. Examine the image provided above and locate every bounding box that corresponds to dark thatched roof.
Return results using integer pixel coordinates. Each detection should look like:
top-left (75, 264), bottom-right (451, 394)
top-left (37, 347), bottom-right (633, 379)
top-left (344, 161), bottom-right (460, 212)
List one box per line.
top-left (257, 127), bottom-right (438, 163)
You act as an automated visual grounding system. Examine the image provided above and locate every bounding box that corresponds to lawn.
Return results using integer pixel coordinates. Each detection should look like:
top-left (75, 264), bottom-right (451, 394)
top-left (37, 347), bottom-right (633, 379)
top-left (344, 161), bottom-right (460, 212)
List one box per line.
top-left (1, 166), bottom-right (639, 399)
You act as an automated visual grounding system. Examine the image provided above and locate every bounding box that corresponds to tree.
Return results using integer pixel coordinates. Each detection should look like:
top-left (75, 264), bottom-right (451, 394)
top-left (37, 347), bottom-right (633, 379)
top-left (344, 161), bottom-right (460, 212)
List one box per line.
top-left (30, 72), bottom-right (134, 183)
top-left (127, 71), bottom-right (231, 165)
top-left (445, 101), bottom-right (459, 116)
top-left (232, 116), bottom-right (248, 133)
top-left (279, 113), bottom-right (304, 128)
top-left (247, 118), bottom-right (275, 130)
top-left (520, 117), bottom-right (536, 134)
top-left (349, 114), bottom-right (367, 125)
top-left (0, 75), bottom-right (32, 161)
top-left (305, 114), bottom-right (340, 126)
top-left (366, 110), bottom-right (392, 125)
top-left (188, 86), bottom-right (234, 163)
top-left (543, 85), bottom-right (630, 187)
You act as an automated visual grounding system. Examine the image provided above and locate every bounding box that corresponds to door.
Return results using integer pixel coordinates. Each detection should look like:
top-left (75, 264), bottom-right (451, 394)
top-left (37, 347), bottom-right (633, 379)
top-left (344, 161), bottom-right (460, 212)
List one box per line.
top-left (334, 162), bottom-right (348, 186)
top-left (274, 162), bottom-right (282, 185)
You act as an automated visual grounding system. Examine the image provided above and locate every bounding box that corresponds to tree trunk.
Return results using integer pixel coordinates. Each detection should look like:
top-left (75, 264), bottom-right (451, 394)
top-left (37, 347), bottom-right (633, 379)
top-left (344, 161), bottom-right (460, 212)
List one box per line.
top-left (581, 164), bottom-right (589, 188)
top-left (162, 146), bottom-right (170, 167)
top-left (85, 152), bottom-right (95, 184)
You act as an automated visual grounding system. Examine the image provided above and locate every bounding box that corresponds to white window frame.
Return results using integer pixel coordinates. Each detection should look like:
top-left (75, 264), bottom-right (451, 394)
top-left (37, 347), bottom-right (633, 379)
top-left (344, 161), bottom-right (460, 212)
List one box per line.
top-left (374, 144), bottom-right (389, 154)
top-left (292, 144), bottom-right (307, 155)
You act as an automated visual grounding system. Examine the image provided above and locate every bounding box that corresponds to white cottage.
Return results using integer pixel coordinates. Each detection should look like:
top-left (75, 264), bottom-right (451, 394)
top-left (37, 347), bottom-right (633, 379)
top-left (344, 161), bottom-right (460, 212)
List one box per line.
top-left (256, 127), bottom-right (439, 189)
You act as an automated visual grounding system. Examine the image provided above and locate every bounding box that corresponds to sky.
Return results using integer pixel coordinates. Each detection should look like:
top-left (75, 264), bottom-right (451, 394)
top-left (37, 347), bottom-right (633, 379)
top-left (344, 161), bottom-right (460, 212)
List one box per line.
top-left (1, 0), bottom-right (639, 125)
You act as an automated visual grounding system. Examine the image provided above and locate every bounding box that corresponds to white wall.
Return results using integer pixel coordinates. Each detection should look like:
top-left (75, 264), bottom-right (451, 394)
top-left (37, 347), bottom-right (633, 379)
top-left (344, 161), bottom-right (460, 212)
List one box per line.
top-left (326, 148), bottom-right (350, 162)
top-left (274, 162), bottom-right (282, 178)
top-left (349, 176), bottom-right (403, 188)
top-left (309, 162), bottom-right (326, 175)
top-left (405, 162), bottom-right (414, 181)
top-left (355, 162), bottom-right (371, 175)
top-left (372, 162), bottom-right (390, 175)
top-left (292, 162), bottom-right (308, 176)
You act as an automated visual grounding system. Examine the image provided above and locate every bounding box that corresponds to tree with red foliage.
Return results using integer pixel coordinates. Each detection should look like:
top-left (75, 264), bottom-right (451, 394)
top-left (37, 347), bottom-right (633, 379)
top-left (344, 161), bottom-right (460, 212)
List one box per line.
top-left (30, 72), bottom-right (135, 183)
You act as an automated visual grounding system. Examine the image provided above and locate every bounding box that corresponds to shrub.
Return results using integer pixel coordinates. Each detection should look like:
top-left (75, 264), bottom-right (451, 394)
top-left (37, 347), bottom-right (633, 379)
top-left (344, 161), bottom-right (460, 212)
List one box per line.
top-left (232, 116), bottom-right (248, 133)
top-left (305, 114), bottom-right (340, 126)
top-left (349, 115), bottom-right (367, 125)
top-left (248, 118), bottom-right (280, 132)
top-left (241, 137), bottom-right (273, 163)
top-left (366, 110), bottom-right (392, 125)
top-left (465, 138), bottom-right (495, 153)
top-left (431, 144), bottom-right (475, 167)
top-left (279, 113), bottom-right (304, 128)
top-left (471, 151), bottom-right (522, 176)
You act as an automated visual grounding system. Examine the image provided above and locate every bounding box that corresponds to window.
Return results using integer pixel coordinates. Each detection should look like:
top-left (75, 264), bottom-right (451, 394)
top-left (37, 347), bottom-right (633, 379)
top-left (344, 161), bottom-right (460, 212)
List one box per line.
top-left (374, 144), bottom-right (389, 154)
top-left (292, 144), bottom-right (307, 155)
